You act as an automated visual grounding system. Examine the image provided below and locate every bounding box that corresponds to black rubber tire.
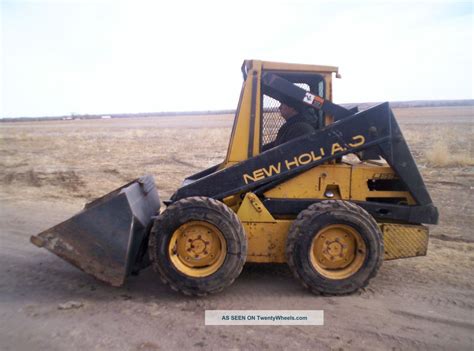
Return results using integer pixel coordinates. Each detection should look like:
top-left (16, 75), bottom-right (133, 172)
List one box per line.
top-left (286, 200), bottom-right (383, 295)
top-left (149, 196), bottom-right (247, 296)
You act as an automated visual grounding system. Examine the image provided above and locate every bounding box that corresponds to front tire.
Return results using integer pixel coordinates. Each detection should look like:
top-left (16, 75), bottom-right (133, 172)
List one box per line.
top-left (149, 196), bottom-right (247, 296)
top-left (286, 200), bottom-right (383, 295)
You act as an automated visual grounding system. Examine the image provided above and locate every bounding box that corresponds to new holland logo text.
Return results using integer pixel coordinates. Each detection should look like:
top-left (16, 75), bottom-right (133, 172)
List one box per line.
top-left (243, 135), bottom-right (365, 184)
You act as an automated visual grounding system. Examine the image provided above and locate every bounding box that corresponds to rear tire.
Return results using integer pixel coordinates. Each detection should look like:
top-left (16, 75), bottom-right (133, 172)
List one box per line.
top-left (286, 200), bottom-right (383, 295)
top-left (149, 196), bottom-right (246, 296)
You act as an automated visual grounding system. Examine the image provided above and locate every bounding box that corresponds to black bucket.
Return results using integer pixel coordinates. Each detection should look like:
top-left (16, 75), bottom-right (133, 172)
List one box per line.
top-left (31, 175), bottom-right (161, 286)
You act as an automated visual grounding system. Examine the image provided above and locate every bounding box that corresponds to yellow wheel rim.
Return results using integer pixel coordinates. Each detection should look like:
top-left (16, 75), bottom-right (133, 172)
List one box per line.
top-left (168, 221), bottom-right (226, 278)
top-left (310, 224), bottom-right (366, 280)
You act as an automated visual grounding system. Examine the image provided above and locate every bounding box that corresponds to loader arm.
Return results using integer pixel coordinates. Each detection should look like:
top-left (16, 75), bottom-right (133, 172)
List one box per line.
top-left (170, 78), bottom-right (438, 224)
top-left (261, 72), bottom-right (353, 120)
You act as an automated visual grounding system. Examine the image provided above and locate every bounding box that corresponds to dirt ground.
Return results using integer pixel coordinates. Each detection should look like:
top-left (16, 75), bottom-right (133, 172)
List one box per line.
top-left (1, 106), bottom-right (473, 350)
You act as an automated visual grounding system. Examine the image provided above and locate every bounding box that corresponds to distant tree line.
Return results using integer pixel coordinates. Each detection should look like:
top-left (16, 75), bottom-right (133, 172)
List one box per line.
top-left (1, 100), bottom-right (472, 122)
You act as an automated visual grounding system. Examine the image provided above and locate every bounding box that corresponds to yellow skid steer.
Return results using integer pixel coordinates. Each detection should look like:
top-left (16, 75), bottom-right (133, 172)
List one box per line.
top-left (31, 60), bottom-right (438, 296)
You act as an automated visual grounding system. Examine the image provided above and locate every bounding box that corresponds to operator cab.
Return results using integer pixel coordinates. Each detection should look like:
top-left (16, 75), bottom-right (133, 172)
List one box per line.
top-left (260, 71), bottom-right (326, 151)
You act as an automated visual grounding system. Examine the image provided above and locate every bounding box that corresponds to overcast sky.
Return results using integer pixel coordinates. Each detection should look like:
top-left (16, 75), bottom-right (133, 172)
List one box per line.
top-left (1, 0), bottom-right (473, 117)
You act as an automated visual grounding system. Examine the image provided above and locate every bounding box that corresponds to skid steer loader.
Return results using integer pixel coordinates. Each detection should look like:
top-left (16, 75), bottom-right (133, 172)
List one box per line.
top-left (31, 60), bottom-right (438, 296)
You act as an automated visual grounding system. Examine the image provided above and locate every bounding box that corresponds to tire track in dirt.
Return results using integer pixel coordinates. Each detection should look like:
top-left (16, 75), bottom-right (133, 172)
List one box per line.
top-left (357, 280), bottom-right (474, 311)
top-left (363, 284), bottom-right (474, 310)
top-left (350, 328), bottom-right (445, 351)
top-left (430, 234), bottom-right (474, 244)
top-left (390, 309), bottom-right (474, 330)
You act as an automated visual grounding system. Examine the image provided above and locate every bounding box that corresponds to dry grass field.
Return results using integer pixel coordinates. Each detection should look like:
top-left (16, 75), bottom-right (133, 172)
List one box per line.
top-left (0, 105), bottom-right (473, 350)
top-left (0, 114), bottom-right (232, 202)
